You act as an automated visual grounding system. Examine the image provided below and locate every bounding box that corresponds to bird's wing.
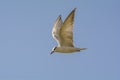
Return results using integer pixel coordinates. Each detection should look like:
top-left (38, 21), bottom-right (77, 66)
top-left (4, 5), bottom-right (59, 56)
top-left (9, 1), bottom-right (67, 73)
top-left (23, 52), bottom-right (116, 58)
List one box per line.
top-left (52, 15), bottom-right (63, 46)
top-left (59, 8), bottom-right (76, 47)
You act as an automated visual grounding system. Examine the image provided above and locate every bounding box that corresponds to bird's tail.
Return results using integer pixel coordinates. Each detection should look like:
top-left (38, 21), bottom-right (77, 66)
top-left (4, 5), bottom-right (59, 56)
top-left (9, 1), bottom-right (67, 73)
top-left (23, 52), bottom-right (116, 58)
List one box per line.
top-left (75, 48), bottom-right (87, 52)
top-left (80, 48), bottom-right (87, 50)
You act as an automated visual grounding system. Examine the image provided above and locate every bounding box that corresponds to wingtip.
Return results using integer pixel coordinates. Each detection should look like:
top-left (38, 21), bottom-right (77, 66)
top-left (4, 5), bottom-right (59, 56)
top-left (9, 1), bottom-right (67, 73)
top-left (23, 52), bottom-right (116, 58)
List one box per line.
top-left (70, 8), bottom-right (76, 13)
top-left (57, 15), bottom-right (62, 20)
top-left (74, 8), bottom-right (77, 10)
top-left (73, 8), bottom-right (77, 11)
top-left (56, 15), bottom-right (62, 21)
top-left (59, 15), bottom-right (62, 18)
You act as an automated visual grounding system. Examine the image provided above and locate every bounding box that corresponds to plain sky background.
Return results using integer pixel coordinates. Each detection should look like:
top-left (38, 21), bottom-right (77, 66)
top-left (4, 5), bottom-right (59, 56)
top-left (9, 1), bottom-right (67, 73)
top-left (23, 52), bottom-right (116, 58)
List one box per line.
top-left (0, 0), bottom-right (120, 80)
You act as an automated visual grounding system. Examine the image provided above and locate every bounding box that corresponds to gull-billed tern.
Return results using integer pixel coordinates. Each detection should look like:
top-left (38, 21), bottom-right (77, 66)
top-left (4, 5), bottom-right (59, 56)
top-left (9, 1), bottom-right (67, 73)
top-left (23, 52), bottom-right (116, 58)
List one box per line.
top-left (51, 8), bottom-right (87, 54)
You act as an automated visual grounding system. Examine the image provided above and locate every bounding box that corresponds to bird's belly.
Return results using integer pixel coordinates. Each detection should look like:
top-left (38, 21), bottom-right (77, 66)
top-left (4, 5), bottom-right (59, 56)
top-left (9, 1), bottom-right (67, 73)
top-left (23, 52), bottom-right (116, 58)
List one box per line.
top-left (57, 47), bottom-right (80, 53)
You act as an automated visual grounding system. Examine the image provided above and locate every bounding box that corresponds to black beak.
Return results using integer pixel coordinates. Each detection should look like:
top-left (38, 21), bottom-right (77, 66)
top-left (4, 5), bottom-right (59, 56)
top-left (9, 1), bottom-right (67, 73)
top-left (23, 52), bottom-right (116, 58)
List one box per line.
top-left (50, 51), bottom-right (54, 54)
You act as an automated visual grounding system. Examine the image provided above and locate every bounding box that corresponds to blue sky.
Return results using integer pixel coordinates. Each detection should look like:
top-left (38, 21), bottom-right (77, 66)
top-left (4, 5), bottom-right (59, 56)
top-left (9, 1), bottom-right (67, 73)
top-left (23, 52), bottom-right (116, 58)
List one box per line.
top-left (0, 0), bottom-right (120, 80)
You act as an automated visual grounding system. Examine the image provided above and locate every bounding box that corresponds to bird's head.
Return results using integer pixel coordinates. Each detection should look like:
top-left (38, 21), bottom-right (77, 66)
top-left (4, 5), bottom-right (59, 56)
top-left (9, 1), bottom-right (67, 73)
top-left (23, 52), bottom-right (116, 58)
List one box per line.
top-left (50, 46), bottom-right (57, 54)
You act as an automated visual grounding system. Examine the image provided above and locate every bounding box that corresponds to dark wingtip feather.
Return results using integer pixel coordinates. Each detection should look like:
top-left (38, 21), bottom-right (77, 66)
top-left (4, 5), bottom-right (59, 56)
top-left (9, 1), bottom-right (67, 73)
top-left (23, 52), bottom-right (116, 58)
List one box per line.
top-left (72, 8), bottom-right (76, 12)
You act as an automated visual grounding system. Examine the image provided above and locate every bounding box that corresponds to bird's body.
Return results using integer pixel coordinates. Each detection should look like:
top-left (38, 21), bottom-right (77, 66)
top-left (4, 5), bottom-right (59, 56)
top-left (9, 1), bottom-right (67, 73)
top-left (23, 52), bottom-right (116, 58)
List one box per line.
top-left (52, 47), bottom-right (86, 53)
top-left (51, 8), bottom-right (87, 54)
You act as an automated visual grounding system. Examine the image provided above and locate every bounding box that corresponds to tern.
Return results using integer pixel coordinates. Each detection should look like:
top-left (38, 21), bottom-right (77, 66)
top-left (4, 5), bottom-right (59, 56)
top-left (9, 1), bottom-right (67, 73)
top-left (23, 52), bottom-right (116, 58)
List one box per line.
top-left (51, 8), bottom-right (87, 54)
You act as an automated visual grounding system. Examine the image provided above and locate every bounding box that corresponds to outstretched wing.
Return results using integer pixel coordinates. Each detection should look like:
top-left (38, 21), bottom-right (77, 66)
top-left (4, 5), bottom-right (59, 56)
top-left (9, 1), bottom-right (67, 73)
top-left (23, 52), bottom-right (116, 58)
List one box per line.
top-left (60, 8), bottom-right (76, 47)
top-left (52, 15), bottom-right (63, 46)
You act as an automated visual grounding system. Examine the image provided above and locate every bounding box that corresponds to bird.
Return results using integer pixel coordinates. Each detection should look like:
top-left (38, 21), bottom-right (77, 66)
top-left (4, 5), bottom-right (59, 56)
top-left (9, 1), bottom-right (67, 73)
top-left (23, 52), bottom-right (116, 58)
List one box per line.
top-left (51, 8), bottom-right (87, 54)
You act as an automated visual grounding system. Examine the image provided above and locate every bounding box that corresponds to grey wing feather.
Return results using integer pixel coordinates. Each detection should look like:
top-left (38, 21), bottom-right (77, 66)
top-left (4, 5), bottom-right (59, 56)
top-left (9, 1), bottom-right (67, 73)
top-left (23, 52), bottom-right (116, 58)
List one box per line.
top-left (60, 8), bottom-right (76, 47)
top-left (52, 15), bottom-right (63, 46)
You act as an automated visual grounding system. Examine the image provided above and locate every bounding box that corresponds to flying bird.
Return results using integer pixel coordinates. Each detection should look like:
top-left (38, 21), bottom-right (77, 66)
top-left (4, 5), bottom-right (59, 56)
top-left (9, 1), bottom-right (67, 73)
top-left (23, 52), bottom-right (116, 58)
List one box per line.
top-left (51, 8), bottom-right (87, 54)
